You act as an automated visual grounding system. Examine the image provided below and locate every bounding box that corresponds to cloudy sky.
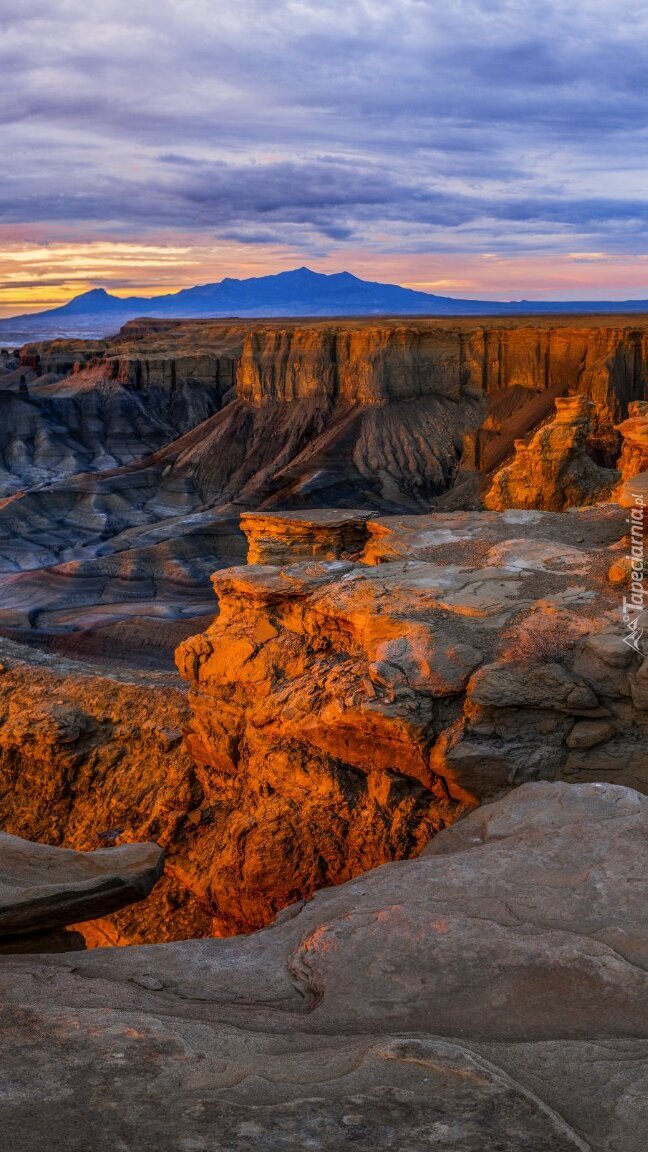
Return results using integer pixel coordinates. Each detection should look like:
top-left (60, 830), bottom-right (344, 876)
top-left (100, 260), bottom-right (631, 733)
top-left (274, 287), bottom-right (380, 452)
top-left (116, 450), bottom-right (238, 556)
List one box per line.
top-left (1, 0), bottom-right (647, 313)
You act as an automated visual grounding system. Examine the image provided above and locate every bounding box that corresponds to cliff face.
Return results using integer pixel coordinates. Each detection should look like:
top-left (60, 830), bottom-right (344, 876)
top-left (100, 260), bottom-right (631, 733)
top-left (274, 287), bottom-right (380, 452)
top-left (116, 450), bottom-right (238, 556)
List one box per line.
top-left (237, 326), bottom-right (469, 404)
top-left (469, 324), bottom-right (647, 434)
top-left (111, 353), bottom-right (236, 401)
top-left (236, 321), bottom-right (648, 459)
top-left (20, 313), bottom-right (648, 414)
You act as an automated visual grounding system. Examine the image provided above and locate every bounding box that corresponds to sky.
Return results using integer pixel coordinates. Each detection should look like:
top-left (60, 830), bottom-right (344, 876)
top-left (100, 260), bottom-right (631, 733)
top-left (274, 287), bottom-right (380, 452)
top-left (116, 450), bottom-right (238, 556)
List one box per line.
top-left (1, 0), bottom-right (647, 315)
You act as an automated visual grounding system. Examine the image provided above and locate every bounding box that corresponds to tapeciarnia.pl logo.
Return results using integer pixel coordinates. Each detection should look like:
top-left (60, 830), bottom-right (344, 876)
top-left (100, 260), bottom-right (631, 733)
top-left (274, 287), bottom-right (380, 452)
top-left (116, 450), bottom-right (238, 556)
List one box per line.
top-left (622, 493), bottom-right (646, 655)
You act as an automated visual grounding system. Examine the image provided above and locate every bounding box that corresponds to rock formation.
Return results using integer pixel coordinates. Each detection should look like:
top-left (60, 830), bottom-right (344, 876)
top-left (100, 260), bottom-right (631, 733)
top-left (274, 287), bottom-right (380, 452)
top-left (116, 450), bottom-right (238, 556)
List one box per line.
top-left (0, 782), bottom-right (645, 1150)
top-left (241, 509), bottom-right (373, 564)
top-left (0, 829), bottom-right (163, 952)
top-left (485, 396), bottom-right (619, 511)
top-left (170, 502), bottom-right (647, 933)
top-left (616, 399), bottom-right (648, 479)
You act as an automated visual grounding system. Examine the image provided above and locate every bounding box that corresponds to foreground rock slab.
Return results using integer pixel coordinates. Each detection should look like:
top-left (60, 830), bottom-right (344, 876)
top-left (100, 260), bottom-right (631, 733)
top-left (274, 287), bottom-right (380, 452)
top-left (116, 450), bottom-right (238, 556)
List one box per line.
top-left (0, 782), bottom-right (645, 1150)
top-left (0, 831), bottom-right (164, 941)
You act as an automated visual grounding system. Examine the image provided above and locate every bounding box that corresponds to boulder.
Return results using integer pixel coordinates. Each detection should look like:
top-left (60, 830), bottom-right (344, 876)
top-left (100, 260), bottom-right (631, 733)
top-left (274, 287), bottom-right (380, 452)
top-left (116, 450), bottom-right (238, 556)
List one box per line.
top-left (0, 831), bottom-right (164, 940)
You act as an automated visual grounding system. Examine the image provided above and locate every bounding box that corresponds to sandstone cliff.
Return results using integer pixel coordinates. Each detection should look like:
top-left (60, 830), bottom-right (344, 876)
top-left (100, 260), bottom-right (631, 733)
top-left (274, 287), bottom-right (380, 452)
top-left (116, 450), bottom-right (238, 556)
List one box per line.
top-left (485, 396), bottom-right (619, 511)
top-left (616, 399), bottom-right (648, 479)
top-left (172, 503), bottom-right (647, 933)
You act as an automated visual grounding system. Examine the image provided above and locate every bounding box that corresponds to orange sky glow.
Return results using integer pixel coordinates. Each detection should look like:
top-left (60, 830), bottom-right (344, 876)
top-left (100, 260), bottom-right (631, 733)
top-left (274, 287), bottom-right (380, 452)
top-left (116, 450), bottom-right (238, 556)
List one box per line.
top-left (1, 238), bottom-right (648, 318)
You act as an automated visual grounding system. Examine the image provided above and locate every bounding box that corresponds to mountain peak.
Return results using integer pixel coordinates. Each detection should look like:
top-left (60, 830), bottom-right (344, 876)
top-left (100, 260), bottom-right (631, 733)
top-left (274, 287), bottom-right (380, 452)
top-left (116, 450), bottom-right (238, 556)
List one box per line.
top-left (57, 287), bottom-right (132, 316)
top-left (281, 266), bottom-right (319, 278)
top-left (76, 287), bottom-right (111, 301)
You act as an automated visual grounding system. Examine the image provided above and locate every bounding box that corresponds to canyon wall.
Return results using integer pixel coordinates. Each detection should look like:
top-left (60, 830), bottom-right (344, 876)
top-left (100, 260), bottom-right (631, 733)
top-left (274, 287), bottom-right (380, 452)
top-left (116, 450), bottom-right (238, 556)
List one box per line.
top-left (12, 318), bottom-right (648, 509)
top-left (21, 316), bottom-right (648, 434)
top-left (235, 320), bottom-right (648, 459)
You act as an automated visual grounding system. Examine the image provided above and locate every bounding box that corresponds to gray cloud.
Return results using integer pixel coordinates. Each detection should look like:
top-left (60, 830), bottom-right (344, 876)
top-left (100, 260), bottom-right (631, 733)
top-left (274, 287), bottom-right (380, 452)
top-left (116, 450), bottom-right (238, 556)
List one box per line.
top-left (0, 0), bottom-right (646, 259)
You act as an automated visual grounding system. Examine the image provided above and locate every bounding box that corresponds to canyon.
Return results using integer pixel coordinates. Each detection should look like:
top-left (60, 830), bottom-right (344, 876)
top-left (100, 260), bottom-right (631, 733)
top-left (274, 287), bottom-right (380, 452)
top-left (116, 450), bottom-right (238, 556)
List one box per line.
top-left (0, 314), bottom-right (644, 667)
top-left (0, 314), bottom-right (647, 1147)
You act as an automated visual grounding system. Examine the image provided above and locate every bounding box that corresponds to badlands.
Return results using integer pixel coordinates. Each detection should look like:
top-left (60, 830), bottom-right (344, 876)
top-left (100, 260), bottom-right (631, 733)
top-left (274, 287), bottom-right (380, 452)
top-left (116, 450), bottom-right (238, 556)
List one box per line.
top-left (0, 315), bottom-right (647, 1148)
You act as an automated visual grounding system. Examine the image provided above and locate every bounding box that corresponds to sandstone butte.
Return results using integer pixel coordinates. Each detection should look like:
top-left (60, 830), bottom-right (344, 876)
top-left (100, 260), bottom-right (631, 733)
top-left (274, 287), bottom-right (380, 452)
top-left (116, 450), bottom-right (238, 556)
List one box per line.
top-left (2, 315), bottom-right (648, 1148)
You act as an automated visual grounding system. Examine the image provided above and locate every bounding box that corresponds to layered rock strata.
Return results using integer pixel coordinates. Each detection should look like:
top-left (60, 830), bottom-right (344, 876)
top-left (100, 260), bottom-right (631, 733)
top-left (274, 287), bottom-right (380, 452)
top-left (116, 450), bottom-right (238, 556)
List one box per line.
top-left (241, 509), bottom-right (373, 564)
top-left (485, 396), bottom-right (619, 511)
top-left (0, 782), bottom-right (645, 1150)
top-left (1, 317), bottom-right (646, 664)
top-left (0, 357), bottom-right (227, 497)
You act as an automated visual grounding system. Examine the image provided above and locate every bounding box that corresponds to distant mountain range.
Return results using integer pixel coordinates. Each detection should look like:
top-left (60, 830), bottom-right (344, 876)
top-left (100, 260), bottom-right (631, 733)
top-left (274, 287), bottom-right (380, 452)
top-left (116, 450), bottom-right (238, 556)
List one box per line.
top-left (1, 266), bottom-right (647, 345)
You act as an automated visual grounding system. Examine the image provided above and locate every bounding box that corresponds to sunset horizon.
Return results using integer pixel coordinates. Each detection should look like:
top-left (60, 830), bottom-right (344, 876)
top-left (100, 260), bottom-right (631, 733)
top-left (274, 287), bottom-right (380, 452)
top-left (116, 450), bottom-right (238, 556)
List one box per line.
top-left (3, 248), bottom-right (648, 319)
